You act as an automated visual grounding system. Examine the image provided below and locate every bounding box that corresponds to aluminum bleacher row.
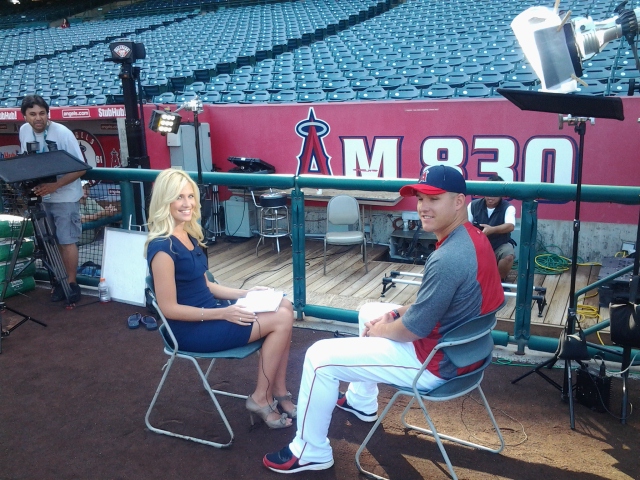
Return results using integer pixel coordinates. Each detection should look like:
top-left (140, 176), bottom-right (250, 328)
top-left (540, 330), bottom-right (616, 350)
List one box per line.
top-left (1, 0), bottom-right (639, 107)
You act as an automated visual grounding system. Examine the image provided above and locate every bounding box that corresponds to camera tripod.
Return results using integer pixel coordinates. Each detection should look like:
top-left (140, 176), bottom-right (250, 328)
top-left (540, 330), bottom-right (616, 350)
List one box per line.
top-left (1, 196), bottom-right (75, 338)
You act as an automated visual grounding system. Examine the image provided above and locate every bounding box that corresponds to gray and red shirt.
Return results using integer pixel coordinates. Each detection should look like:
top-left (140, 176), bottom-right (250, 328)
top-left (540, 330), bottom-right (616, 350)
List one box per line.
top-left (401, 222), bottom-right (504, 379)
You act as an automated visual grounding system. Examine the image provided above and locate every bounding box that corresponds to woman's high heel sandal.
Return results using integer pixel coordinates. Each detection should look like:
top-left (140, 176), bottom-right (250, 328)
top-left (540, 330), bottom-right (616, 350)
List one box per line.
top-left (246, 396), bottom-right (291, 429)
top-left (274, 391), bottom-right (297, 419)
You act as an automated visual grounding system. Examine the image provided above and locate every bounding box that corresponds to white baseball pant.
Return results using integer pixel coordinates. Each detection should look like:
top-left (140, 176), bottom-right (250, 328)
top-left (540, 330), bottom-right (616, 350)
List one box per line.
top-left (288, 302), bottom-right (444, 464)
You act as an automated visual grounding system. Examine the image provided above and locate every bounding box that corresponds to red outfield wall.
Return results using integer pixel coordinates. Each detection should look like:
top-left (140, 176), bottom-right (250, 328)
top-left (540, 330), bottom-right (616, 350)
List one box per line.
top-left (1, 98), bottom-right (639, 223)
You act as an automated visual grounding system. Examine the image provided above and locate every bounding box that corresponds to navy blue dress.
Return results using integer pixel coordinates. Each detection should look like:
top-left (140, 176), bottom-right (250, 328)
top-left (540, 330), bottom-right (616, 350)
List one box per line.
top-left (147, 235), bottom-right (252, 353)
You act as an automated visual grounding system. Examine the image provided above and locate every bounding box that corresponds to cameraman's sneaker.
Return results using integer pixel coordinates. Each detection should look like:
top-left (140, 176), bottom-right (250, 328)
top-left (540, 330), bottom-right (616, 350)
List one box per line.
top-left (69, 282), bottom-right (81, 303)
top-left (263, 446), bottom-right (333, 474)
top-left (50, 283), bottom-right (64, 302)
top-left (336, 392), bottom-right (377, 422)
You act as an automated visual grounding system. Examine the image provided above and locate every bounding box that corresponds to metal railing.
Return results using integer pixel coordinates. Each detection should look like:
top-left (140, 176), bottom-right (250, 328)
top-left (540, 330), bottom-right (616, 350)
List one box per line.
top-left (81, 167), bottom-right (640, 359)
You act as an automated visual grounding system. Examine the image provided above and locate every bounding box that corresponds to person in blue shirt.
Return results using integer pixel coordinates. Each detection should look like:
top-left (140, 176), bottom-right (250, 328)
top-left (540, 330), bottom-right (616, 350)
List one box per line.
top-left (145, 168), bottom-right (296, 429)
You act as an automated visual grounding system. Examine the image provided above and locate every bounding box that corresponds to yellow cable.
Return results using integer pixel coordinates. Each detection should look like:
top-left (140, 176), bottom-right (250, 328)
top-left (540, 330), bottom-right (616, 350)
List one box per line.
top-left (577, 304), bottom-right (601, 328)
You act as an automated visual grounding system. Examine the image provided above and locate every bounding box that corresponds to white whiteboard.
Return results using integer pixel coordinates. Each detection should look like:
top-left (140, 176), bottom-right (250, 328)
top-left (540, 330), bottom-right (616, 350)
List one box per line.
top-left (101, 227), bottom-right (148, 306)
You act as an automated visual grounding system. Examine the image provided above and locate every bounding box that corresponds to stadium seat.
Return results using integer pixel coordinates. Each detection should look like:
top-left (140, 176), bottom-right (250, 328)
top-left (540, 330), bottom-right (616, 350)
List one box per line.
top-left (248, 81), bottom-right (272, 92)
top-left (495, 81), bottom-right (528, 93)
top-left (356, 86), bottom-right (389, 100)
top-left (350, 76), bottom-right (377, 91)
top-left (201, 92), bottom-right (221, 104)
top-left (184, 82), bottom-right (206, 93)
top-left (243, 91), bottom-right (271, 103)
top-left (456, 62), bottom-right (483, 76)
top-left (397, 65), bottom-right (424, 77)
top-left (582, 67), bottom-right (612, 82)
top-left (574, 83), bottom-right (608, 95)
top-left (483, 61), bottom-right (515, 75)
top-left (169, 74), bottom-right (193, 92)
top-left (456, 83), bottom-right (492, 98)
top-left (472, 72), bottom-right (505, 87)
top-left (0, 98), bottom-right (18, 107)
top-left (269, 80), bottom-right (296, 92)
top-left (175, 92), bottom-right (198, 103)
top-left (505, 70), bottom-right (539, 86)
top-left (441, 73), bottom-right (471, 88)
top-left (427, 64), bottom-right (454, 77)
top-left (344, 68), bottom-right (369, 80)
top-left (440, 57), bottom-right (465, 68)
top-left (318, 70), bottom-right (343, 80)
top-left (50, 96), bottom-right (69, 107)
top-left (370, 67), bottom-right (396, 79)
top-left (613, 68), bottom-right (640, 80)
top-left (153, 92), bottom-right (176, 104)
top-left (468, 54), bottom-right (495, 66)
top-left (609, 79), bottom-right (631, 96)
top-left (274, 72), bottom-right (296, 82)
top-left (408, 74), bottom-right (437, 89)
top-left (270, 90), bottom-right (297, 102)
top-left (326, 87), bottom-right (356, 102)
top-left (231, 73), bottom-right (252, 83)
top-left (88, 95), bottom-right (108, 106)
top-left (295, 72), bottom-right (319, 81)
top-left (379, 74), bottom-right (407, 90)
top-left (297, 89), bottom-right (326, 102)
top-left (218, 91), bottom-right (246, 103)
top-left (389, 85), bottom-right (419, 99)
top-left (322, 78), bottom-right (349, 91)
top-left (421, 84), bottom-right (455, 99)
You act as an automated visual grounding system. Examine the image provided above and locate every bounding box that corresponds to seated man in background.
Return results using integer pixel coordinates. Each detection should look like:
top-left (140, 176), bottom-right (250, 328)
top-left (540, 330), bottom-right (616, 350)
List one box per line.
top-left (263, 165), bottom-right (504, 474)
top-left (79, 181), bottom-right (117, 245)
top-left (468, 174), bottom-right (517, 282)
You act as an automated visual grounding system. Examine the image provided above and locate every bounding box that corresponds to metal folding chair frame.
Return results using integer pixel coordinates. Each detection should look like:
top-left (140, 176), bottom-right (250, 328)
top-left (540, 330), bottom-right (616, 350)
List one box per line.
top-left (355, 311), bottom-right (505, 480)
top-left (144, 282), bottom-right (263, 448)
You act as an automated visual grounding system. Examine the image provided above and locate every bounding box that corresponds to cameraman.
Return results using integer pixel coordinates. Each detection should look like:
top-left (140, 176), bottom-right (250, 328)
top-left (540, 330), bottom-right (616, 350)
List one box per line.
top-left (467, 174), bottom-right (517, 283)
top-left (19, 95), bottom-right (85, 303)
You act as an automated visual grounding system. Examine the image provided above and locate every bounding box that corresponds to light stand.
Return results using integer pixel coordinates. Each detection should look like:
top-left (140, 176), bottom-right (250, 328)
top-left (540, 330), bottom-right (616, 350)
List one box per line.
top-left (499, 89), bottom-right (624, 429)
top-left (149, 97), bottom-right (222, 243)
top-left (107, 39), bottom-right (149, 229)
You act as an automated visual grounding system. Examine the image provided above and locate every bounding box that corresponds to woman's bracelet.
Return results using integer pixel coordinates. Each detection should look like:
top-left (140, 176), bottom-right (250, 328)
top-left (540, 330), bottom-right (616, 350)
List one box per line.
top-left (201, 307), bottom-right (204, 322)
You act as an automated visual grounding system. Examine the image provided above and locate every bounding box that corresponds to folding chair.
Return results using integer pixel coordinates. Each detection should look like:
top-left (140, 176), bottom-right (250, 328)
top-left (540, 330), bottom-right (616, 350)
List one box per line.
top-left (355, 309), bottom-right (505, 480)
top-left (144, 275), bottom-right (264, 448)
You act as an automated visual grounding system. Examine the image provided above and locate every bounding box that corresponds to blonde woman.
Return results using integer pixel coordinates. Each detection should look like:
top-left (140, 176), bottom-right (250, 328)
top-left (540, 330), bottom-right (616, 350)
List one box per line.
top-left (144, 169), bottom-right (296, 429)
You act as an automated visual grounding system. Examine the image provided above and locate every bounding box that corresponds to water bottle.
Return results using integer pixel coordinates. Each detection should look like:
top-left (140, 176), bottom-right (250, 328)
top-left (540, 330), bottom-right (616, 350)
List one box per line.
top-left (98, 277), bottom-right (111, 303)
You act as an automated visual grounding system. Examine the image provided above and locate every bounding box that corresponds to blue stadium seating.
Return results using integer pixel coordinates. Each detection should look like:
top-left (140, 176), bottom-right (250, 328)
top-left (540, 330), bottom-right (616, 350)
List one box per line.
top-left (0, 0), bottom-right (629, 103)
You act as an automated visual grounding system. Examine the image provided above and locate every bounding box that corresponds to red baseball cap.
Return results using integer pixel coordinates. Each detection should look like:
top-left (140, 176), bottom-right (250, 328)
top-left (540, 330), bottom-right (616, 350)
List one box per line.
top-left (399, 165), bottom-right (467, 197)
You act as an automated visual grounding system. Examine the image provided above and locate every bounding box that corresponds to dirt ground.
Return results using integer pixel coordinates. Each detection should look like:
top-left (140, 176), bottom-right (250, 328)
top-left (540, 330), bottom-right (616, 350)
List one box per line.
top-left (0, 287), bottom-right (638, 479)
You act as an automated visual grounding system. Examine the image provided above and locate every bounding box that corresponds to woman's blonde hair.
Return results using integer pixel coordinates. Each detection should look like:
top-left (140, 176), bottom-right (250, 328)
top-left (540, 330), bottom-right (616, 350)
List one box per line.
top-left (144, 168), bottom-right (204, 256)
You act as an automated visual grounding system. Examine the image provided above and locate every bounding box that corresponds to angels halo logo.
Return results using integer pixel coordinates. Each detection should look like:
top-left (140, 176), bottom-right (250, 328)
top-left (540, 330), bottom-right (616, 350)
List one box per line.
top-left (113, 44), bottom-right (131, 58)
top-left (73, 130), bottom-right (105, 167)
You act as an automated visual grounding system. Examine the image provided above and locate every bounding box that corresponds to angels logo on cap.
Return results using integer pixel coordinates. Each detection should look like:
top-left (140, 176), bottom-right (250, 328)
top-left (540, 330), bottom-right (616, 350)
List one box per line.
top-left (399, 165), bottom-right (466, 197)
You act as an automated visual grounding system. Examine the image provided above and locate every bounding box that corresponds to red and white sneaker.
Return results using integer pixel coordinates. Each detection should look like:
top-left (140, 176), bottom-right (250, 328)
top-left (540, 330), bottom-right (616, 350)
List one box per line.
top-left (336, 392), bottom-right (378, 422)
top-left (263, 446), bottom-right (334, 474)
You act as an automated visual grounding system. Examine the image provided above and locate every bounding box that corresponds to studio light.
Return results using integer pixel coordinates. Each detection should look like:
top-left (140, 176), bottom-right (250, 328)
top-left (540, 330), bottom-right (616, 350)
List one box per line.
top-left (512, 2), bottom-right (640, 92)
top-left (148, 110), bottom-right (181, 135)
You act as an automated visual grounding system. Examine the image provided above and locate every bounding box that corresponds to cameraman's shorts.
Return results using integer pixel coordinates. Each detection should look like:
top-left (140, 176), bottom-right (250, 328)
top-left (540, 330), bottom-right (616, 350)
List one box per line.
top-left (42, 202), bottom-right (81, 245)
top-left (494, 242), bottom-right (515, 262)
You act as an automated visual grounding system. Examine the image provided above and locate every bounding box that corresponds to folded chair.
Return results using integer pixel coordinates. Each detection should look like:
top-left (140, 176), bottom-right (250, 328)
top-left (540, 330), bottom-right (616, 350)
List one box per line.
top-left (144, 275), bottom-right (264, 448)
top-left (355, 308), bottom-right (504, 480)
